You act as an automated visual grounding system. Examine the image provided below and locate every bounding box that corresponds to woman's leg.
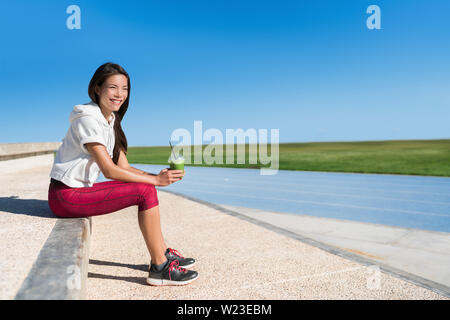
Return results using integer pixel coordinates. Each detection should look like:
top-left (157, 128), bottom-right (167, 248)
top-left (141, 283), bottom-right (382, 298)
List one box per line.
top-left (138, 205), bottom-right (168, 265)
top-left (49, 179), bottom-right (198, 285)
top-left (49, 180), bottom-right (167, 261)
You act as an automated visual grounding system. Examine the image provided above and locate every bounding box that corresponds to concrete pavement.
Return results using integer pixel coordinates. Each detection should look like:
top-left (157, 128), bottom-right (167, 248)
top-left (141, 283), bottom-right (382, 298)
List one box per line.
top-left (217, 204), bottom-right (450, 291)
top-left (86, 189), bottom-right (448, 299)
top-left (0, 154), bottom-right (57, 299)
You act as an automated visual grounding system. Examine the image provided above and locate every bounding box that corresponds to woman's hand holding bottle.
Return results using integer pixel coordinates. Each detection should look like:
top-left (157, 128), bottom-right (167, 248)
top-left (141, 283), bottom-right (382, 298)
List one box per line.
top-left (156, 168), bottom-right (185, 186)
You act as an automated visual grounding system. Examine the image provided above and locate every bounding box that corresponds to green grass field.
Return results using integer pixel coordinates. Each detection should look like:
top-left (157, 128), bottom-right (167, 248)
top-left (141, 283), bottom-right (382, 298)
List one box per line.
top-left (126, 139), bottom-right (450, 177)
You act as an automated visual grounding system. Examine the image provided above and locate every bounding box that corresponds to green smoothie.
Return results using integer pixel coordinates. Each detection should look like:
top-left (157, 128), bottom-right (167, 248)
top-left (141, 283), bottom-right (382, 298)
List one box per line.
top-left (169, 158), bottom-right (185, 171)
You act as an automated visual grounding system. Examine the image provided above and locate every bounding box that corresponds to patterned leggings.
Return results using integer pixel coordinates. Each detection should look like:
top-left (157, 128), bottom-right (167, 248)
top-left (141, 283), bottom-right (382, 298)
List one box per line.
top-left (48, 178), bottom-right (159, 218)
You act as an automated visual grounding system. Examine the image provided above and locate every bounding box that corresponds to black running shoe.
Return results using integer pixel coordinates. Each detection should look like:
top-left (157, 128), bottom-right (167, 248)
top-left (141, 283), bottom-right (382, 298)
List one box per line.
top-left (147, 260), bottom-right (198, 286)
top-left (165, 248), bottom-right (196, 268)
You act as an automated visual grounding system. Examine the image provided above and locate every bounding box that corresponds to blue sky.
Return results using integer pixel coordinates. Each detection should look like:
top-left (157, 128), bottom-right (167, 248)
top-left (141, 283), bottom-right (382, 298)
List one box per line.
top-left (1, 0), bottom-right (449, 146)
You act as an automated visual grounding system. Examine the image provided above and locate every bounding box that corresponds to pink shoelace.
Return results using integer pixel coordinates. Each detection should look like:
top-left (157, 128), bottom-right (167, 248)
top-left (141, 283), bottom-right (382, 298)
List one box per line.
top-left (168, 248), bottom-right (184, 259)
top-left (168, 260), bottom-right (187, 280)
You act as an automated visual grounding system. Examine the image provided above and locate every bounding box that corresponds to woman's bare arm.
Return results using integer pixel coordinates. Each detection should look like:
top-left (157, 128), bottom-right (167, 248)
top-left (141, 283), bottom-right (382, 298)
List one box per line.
top-left (85, 143), bottom-right (183, 186)
top-left (116, 149), bottom-right (159, 176)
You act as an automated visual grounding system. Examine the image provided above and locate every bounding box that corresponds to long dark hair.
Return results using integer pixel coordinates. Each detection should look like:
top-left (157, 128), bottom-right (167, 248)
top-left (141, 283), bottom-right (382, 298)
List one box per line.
top-left (87, 62), bottom-right (130, 164)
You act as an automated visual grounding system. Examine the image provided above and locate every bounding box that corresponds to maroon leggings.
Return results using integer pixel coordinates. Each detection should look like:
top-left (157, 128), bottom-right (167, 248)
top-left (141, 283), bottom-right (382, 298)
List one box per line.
top-left (48, 178), bottom-right (159, 218)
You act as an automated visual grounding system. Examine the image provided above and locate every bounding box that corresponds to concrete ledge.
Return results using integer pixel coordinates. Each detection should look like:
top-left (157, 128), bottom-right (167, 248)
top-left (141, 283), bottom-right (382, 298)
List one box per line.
top-left (14, 217), bottom-right (92, 300)
top-left (0, 142), bottom-right (61, 161)
top-left (0, 154), bottom-right (55, 174)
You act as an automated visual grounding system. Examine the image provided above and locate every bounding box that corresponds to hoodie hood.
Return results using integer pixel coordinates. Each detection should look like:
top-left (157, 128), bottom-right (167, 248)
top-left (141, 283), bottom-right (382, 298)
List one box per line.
top-left (69, 101), bottom-right (115, 127)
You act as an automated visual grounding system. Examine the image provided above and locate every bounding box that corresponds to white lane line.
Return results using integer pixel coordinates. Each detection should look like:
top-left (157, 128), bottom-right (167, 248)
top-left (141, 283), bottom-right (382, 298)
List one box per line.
top-left (177, 187), bottom-right (450, 218)
top-left (246, 174), bottom-right (450, 189)
top-left (186, 176), bottom-right (450, 197)
top-left (179, 180), bottom-right (450, 206)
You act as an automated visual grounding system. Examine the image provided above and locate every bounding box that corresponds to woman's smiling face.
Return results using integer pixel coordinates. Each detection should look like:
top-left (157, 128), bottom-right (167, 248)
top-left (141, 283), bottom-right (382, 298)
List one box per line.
top-left (95, 74), bottom-right (129, 118)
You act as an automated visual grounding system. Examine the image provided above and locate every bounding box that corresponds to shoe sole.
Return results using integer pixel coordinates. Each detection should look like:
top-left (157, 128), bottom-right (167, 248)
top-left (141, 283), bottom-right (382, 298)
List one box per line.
top-left (146, 274), bottom-right (199, 286)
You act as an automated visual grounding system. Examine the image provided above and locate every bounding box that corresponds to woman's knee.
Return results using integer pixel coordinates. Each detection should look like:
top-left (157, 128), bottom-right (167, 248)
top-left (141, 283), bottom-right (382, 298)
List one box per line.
top-left (141, 183), bottom-right (157, 197)
top-left (137, 183), bottom-right (159, 211)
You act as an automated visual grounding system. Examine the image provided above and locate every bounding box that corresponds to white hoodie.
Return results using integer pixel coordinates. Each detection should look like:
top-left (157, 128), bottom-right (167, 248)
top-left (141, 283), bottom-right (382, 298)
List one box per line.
top-left (50, 101), bottom-right (116, 188)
